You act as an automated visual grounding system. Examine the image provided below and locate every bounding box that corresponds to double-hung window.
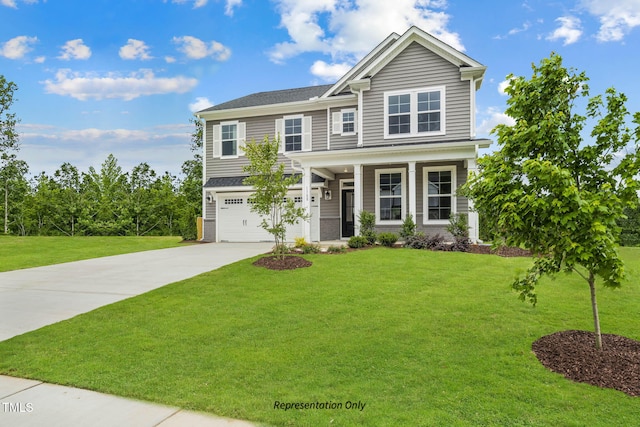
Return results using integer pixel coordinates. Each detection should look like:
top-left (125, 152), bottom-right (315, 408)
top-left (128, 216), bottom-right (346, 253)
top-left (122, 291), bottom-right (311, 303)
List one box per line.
top-left (375, 168), bottom-right (406, 224)
top-left (423, 166), bottom-right (456, 223)
top-left (276, 115), bottom-right (312, 152)
top-left (212, 121), bottom-right (245, 159)
top-left (284, 117), bottom-right (302, 152)
top-left (332, 108), bottom-right (357, 136)
top-left (384, 86), bottom-right (445, 138)
top-left (221, 123), bottom-right (237, 157)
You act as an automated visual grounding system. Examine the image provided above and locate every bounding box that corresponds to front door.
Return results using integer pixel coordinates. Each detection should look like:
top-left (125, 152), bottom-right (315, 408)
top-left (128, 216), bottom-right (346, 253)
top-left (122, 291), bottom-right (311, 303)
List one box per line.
top-left (341, 189), bottom-right (355, 238)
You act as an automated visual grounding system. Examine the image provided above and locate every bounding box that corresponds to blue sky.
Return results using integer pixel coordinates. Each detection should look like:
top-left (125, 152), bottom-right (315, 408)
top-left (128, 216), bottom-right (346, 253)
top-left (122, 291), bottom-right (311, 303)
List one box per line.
top-left (2, 0), bottom-right (640, 177)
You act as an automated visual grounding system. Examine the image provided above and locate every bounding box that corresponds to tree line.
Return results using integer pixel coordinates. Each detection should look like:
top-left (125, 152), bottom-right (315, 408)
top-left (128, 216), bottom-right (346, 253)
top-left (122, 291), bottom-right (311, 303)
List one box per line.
top-left (2, 153), bottom-right (202, 239)
top-left (1, 74), bottom-right (203, 239)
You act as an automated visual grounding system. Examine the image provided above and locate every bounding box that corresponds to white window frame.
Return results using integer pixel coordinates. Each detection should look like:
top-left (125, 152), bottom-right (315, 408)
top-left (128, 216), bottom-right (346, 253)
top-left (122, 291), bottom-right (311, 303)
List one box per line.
top-left (375, 168), bottom-right (406, 225)
top-left (384, 86), bottom-right (446, 139)
top-left (276, 114), bottom-right (312, 153)
top-left (212, 120), bottom-right (245, 159)
top-left (332, 108), bottom-right (357, 136)
top-left (423, 165), bottom-right (457, 225)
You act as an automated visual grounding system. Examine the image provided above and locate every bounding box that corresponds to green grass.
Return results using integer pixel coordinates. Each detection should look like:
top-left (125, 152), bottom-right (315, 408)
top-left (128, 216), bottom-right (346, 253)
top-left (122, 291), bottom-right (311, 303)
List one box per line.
top-left (0, 247), bottom-right (639, 426)
top-left (0, 235), bottom-right (186, 272)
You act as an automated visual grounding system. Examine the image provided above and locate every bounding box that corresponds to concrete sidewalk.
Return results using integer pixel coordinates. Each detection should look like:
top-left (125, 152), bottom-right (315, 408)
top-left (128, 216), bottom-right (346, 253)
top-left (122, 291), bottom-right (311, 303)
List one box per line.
top-left (0, 375), bottom-right (258, 427)
top-left (0, 242), bottom-right (272, 426)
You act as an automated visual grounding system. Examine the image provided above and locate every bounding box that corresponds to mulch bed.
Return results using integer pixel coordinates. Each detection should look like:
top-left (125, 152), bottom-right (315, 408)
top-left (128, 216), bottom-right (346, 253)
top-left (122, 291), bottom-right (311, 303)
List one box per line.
top-left (468, 244), bottom-right (531, 257)
top-left (253, 255), bottom-right (312, 270)
top-left (532, 330), bottom-right (640, 396)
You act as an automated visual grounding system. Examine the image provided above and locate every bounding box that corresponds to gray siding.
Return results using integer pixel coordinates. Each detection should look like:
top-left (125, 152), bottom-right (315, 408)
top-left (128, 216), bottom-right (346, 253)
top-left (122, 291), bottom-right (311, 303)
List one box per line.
top-left (328, 105), bottom-right (359, 150)
top-left (362, 41), bottom-right (471, 146)
top-left (205, 110), bottom-right (327, 180)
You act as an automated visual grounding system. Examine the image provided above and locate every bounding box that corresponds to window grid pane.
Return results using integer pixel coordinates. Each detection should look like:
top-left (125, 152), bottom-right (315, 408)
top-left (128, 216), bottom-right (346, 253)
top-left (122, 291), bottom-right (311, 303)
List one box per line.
top-left (388, 94), bottom-right (411, 134)
top-left (379, 172), bottom-right (402, 221)
top-left (427, 170), bottom-right (452, 220)
top-left (285, 118), bottom-right (303, 151)
top-left (221, 124), bottom-right (237, 156)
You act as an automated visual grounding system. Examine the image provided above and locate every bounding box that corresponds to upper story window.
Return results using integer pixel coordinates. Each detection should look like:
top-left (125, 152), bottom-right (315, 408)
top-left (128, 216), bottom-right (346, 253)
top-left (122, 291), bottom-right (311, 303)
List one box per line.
top-left (284, 117), bottom-right (302, 152)
top-left (276, 115), bottom-right (312, 152)
top-left (221, 123), bottom-right (237, 157)
top-left (384, 86), bottom-right (445, 139)
top-left (212, 121), bottom-right (245, 159)
top-left (332, 108), bottom-right (357, 136)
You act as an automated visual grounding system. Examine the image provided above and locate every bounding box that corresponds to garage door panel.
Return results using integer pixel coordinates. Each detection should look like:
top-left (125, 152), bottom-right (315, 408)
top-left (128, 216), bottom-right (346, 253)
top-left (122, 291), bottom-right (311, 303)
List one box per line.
top-left (217, 192), bottom-right (319, 242)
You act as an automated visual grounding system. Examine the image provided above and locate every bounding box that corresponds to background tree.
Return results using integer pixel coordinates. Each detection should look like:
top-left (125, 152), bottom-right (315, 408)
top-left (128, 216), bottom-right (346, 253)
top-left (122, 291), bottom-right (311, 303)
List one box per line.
top-left (51, 163), bottom-right (83, 236)
top-left (176, 117), bottom-right (203, 240)
top-left (243, 135), bottom-right (307, 259)
top-left (462, 53), bottom-right (640, 350)
top-left (1, 75), bottom-right (22, 234)
top-left (1, 156), bottom-right (28, 234)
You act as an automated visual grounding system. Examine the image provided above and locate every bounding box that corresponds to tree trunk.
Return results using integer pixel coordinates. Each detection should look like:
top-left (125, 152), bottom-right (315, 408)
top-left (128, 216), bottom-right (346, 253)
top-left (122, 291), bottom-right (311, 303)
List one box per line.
top-left (588, 271), bottom-right (603, 350)
top-left (4, 181), bottom-right (8, 234)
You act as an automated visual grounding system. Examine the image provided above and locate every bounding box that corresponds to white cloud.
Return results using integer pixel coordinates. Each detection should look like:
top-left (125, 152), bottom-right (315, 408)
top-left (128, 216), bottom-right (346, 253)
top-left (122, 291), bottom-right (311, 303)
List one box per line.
top-left (581, 0), bottom-right (640, 41)
top-left (225, 0), bottom-right (241, 16)
top-left (58, 39), bottom-right (92, 60)
top-left (165, 56), bottom-right (176, 63)
top-left (119, 39), bottom-right (152, 60)
top-left (547, 16), bottom-right (583, 45)
top-left (172, 36), bottom-right (231, 61)
top-left (477, 107), bottom-right (515, 135)
top-left (268, 0), bottom-right (464, 64)
top-left (498, 79), bottom-right (511, 95)
top-left (0, 35), bottom-right (38, 59)
top-left (189, 97), bottom-right (213, 112)
top-left (1, 0), bottom-right (40, 7)
top-left (167, 0), bottom-right (208, 8)
top-left (42, 69), bottom-right (199, 101)
top-left (310, 60), bottom-right (351, 82)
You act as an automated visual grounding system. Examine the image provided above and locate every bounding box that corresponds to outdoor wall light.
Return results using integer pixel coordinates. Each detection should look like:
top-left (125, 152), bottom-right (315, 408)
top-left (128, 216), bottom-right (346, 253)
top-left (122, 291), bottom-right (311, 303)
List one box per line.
top-left (206, 194), bottom-right (214, 203)
top-left (324, 190), bottom-right (332, 200)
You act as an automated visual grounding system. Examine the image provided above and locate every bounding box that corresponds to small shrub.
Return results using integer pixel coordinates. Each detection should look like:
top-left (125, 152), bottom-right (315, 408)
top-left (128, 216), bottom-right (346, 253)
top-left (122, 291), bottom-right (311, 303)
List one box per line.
top-left (301, 243), bottom-right (320, 254)
top-left (447, 213), bottom-right (469, 239)
top-left (404, 232), bottom-right (428, 249)
top-left (348, 235), bottom-right (368, 248)
top-left (450, 236), bottom-right (471, 252)
top-left (377, 232), bottom-right (398, 247)
top-left (426, 233), bottom-right (446, 250)
top-left (400, 213), bottom-right (417, 239)
top-left (294, 236), bottom-right (308, 248)
top-left (326, 245), bottom-right (346, 253)
top-left (358, 210), bottom-right (377, 245)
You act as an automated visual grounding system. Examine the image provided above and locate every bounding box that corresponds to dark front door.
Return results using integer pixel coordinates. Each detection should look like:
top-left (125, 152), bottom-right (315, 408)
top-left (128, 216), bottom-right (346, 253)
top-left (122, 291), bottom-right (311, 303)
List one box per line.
top-left (341, 189), bottom-right (355, 238)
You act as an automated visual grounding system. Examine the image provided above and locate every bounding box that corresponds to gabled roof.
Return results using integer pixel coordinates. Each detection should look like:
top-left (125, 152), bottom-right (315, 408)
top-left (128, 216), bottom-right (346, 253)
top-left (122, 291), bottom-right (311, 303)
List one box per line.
top-left (196, 26), bottom-right (486, 116)
top-left (198, 84), bottom-right (334, 113)
top-left (325, 26), bottom-right (486, 96)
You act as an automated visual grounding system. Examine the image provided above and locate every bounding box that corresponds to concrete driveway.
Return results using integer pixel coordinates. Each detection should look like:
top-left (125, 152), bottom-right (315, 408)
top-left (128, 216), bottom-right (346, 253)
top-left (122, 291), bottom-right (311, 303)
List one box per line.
top-left (0, 242), bottom-right (272, 341)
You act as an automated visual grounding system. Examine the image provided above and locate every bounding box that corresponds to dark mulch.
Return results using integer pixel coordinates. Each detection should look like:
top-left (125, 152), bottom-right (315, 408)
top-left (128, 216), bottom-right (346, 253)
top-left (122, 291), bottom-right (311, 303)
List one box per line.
top-left (253, 255), bottom-right (312, 270)
top-left (532, 330), bottom-right (640, 396)
top-left (469, 244), bottom-right (531, 257)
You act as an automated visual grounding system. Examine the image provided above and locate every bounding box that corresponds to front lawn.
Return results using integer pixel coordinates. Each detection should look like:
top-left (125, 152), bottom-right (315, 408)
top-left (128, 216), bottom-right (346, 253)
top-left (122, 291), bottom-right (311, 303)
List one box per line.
top-left (0, 248), bottom-right (638, 426)
top-left (0, 235), bottom-right (185, 272)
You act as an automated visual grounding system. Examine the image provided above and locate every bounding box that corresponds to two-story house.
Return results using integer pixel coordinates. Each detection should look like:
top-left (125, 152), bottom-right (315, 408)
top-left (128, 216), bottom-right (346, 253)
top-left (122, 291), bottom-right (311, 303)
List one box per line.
top-left (195, 26), bottom-right (490, 243)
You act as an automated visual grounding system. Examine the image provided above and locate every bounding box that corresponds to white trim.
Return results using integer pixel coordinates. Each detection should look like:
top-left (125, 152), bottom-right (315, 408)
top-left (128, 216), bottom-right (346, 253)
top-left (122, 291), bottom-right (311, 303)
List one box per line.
top-left (220, 120), bottom-right (240, 159)
top-left (375, 168), bottom-right (406, 225)
top-left (423, 165), bottom-right (457, 225)
top-left (384, 86), bottom-right (446, 139)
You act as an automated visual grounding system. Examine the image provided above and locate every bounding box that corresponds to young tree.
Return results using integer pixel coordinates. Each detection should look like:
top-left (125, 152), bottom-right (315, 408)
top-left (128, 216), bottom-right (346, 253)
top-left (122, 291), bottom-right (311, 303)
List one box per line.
top-left (462, 53), bottom-right (640, 350)
top-left (243, 135), bottom-right (307, 259)
top-left (1, 76), bottom-right (22, 234)
top-left (176, 117), bottom-right (203, 240)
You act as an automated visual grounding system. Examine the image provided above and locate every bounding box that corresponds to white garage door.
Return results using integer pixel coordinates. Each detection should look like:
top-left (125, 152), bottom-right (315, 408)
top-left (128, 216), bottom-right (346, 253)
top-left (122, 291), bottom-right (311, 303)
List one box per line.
top-left (217, 191), bottom-right (319, 242)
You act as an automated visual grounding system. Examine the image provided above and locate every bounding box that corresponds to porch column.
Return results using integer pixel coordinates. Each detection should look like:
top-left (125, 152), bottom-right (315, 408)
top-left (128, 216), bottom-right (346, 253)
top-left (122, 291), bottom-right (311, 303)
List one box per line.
top-left (466, 158), bottom-right (479, 243)
top-left (302, 166), bottom-right (312, 241)
top-left (353, 163), bottom-right (363, 236)
top-left (408, 161), bottom-right (416, 221)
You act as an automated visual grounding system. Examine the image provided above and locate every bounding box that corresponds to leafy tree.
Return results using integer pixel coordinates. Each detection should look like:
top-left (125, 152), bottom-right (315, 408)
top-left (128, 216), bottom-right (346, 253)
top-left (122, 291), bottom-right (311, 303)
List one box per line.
top-left (51, 163), bottom-right (84, 236)
top-left (243, 135), bottom-right (307, 259)
top-left (176, 117), bottom-right (203, 240)
top-left (80, 154), bottom-right (131, 235)
top-left (461, 53), bottom-right (640, 350)
top-left (1, 76), bottom-right (23, 234)
top-left (129, 162), bottom-right (161, 236)
top-left (1, 156), bottom-right (28, 234)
